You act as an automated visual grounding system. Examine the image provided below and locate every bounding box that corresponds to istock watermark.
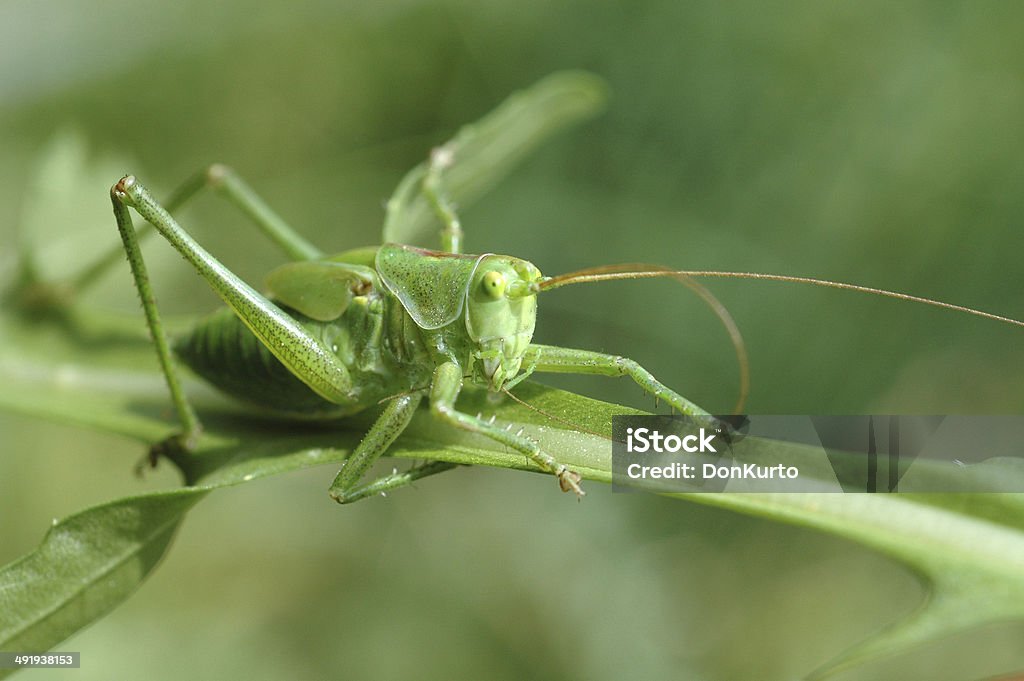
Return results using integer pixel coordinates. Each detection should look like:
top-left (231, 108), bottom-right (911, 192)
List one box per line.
top-left (625, 426), bottom-right (720, 454)
top-left (611, 415), bottom-right (1024, 493)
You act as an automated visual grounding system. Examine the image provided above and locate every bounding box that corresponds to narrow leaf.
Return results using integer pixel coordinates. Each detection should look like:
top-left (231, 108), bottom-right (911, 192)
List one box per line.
top-left (0, 493), bottom-right (202, 679)
top-left (383, 71), bottom-right (608, 247)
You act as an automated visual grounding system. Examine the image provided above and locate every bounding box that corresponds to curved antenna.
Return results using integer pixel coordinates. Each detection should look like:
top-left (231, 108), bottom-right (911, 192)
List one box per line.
top-left (540, 268), bottom-right (1024, 330)
top-left (537, 263), bottom-right (751, 413)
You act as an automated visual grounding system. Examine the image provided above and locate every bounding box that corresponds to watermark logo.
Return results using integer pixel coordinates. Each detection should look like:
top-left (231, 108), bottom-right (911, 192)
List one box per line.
top-left (625, 426), bottom-right (719, 454)
top-left (612, 415), bottom-right (1024, 494)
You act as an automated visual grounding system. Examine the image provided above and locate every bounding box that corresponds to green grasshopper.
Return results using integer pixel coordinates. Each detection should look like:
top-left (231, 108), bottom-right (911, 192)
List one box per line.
top-left (101, 74), bottom-right (1024, 504)
top-left (108, 160), bottom-right (720, 499)
top-left (108, 151), bottom-right (725, 502)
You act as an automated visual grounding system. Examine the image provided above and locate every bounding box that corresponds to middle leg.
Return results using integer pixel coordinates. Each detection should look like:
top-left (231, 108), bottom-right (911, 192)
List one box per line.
top-left (329, 393), bottom-right (463, 503)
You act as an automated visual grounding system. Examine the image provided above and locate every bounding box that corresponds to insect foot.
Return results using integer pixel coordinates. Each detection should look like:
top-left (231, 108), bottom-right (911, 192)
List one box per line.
top-left (136, 431), bottom-right (200, 477)
top-left (557, 466), bottom-right (585, 498)
top-left (328, 488), bottom-right (353, 505)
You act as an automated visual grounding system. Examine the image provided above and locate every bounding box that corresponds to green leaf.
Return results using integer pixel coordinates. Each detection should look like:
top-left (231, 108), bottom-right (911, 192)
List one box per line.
top-left (16, 129), bottom-right (136, 282)
top-left (382, 70), bottom-right (608, 248)
top-left (677, 492), bottom-right (1024, 679)
top-left (0, 493), bottom-right (202, 671)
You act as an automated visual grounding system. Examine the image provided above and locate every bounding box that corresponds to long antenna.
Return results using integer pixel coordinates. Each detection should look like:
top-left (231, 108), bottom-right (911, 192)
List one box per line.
top-left (539, 267), bottom-right (1024, 330)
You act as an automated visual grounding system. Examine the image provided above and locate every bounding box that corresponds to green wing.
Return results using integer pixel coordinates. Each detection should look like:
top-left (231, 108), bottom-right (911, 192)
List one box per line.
top-left (265, 261), bottom-right (376, 322)
top-left (375, 243), bottom-right (484, 330)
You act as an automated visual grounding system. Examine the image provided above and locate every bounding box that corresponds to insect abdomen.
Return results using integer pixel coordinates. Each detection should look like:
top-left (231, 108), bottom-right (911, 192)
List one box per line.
top-left (173, 306), bottom-right (352, 417)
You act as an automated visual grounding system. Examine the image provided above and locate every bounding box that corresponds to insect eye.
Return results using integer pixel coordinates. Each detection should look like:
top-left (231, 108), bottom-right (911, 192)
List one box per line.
top-left (481, 271), bottom-right (507, 299)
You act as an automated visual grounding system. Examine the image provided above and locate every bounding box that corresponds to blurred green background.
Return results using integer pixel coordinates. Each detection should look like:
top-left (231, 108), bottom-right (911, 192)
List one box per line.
top-left (2, 1), bottom-right (1024, 679)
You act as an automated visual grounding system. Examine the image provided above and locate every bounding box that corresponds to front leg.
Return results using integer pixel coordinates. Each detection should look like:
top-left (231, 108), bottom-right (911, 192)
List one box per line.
top-left (527, 344), bottom-right (712, 421)
top-left (429, 362), bottom-right (584, 496)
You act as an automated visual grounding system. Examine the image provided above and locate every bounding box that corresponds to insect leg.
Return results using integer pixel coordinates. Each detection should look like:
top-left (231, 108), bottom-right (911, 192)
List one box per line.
top-left (526, 344), bottom-right (712, 420)
top-left (422, 146), bottom-right (463, 254)
top-left (190, 164), bottom-right (323, 261)
top-left (112, 175), bottom-right (354, 405)
top-left (110, 187), bottom-right (202, 452)
top-left (429, 361), bottom-right (584, 496)
top-left (329, 393), bottom-right (459, 503)
top-left (77, 166), bottom-right (322, 297)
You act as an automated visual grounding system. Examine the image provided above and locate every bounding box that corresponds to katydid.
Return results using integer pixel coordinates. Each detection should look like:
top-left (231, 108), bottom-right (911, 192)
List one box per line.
top-left (108, 151), bottom-right (730, 502)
